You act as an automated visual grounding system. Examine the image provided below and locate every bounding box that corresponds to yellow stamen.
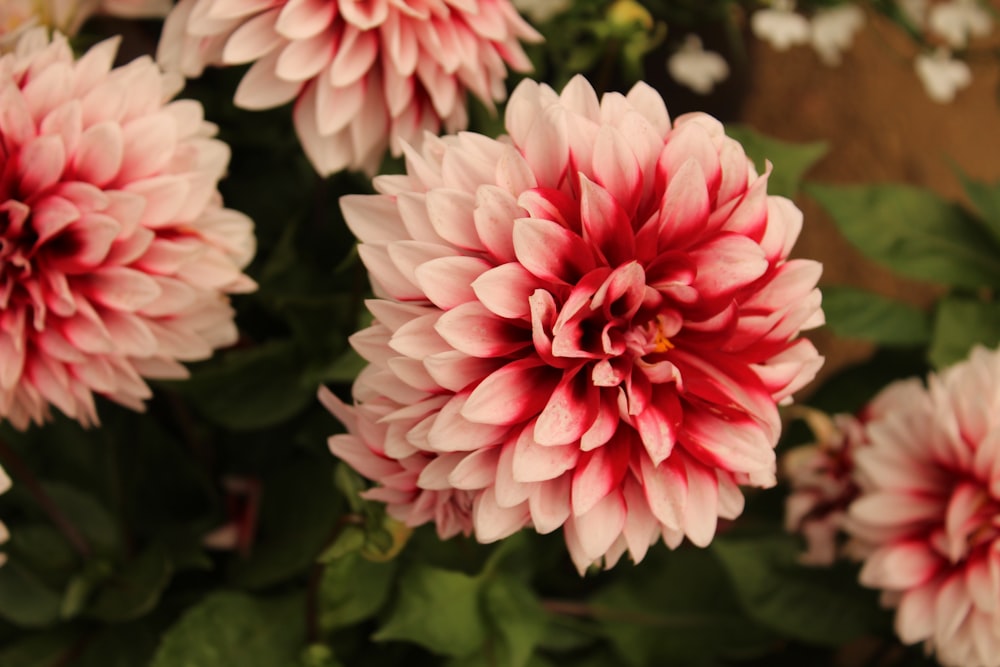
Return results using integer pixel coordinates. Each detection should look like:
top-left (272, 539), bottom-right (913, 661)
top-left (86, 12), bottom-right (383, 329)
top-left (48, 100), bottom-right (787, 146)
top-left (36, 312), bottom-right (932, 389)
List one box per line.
top-left (653, 332), bottom-right (674, 353)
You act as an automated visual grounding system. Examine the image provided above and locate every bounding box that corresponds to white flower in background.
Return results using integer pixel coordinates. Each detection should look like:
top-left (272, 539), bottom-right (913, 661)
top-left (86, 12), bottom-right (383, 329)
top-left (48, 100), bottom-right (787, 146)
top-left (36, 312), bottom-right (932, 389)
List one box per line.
top-left (752, 0), bottom-right (811, 50)
top-left (915, 47), bottom-right (971, 102)
top-left (667, 34), bottom-right (729, 94)
top-left (513, 0), bottom-right (569, 24)
top-left (811, 5), bottom-right (866, 65)
top-left (898, 0), bottom-right (928, 26)
top-left (928, 0), bottom-right (993, 48)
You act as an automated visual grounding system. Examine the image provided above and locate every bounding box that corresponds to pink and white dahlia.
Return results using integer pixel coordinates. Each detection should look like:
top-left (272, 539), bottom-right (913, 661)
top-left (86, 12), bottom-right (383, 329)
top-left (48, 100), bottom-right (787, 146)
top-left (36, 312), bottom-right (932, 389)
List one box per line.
top-left (783, 410), bottom-right (866, 565)
top-left (0, 464), bottom-right (9, 566)
top-left (324, 75), bottom-right (824, 573)
top-left (0, 30), bottom-right (256, 430)
top-left (846, 346), bottom-right (1000, 667)
top-left (156, 0), bottom-right (542, 176)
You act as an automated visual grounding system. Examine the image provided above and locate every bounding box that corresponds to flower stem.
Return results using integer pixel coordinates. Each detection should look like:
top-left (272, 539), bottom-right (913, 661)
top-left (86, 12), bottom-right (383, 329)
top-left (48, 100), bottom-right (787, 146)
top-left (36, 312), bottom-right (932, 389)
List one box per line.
top-left (0, 437), bottom-right (91, 560)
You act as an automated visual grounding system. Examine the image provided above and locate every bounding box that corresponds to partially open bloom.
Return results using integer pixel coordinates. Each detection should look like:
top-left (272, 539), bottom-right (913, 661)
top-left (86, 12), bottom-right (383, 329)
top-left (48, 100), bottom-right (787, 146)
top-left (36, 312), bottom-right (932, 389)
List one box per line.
top-left (0, 465), bottom-right (9, 566)
top-left (846, 346), bottom-right (1000, 667)
top-left (157, 0), bottom-right (542, 176)
top-left (323, 75), bottom-right (823, 573)
top-left (0, 30), bottom-right (256, 429)
top-left (783, 411), bottom-right (866, 565)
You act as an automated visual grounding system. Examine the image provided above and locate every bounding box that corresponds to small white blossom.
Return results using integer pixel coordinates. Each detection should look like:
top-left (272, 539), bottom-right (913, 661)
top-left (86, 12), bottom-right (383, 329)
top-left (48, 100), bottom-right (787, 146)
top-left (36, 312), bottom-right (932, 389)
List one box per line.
top-left (667, 34), bottom-right (730, 94)
top-left (512, 0), bottom-right (570, 24)
top-left (898, 0), bottom-right (928, 27)
top-left (915, 47), bottom-right (972, 102)
top-left (810, 5), bottom-right (866, 66)
top-left (752, 0), bottom-right (811, 51)
top-left (928, 0), bottom-right (993, 48)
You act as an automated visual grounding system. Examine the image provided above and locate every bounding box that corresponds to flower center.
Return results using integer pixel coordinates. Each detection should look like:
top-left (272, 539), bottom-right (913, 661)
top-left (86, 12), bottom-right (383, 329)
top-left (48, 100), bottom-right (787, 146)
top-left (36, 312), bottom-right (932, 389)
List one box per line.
top-left (0, 202), bottom-right (47, 327)
top-left (649, 314), bottom-right (675, 353)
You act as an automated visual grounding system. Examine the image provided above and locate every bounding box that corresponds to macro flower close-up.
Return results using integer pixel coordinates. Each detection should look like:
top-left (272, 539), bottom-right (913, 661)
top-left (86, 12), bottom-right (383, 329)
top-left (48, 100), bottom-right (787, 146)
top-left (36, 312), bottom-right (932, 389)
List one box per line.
top-left (324, 74), bottom-right (824, 573)
top-left (156, 0), bottom-right (543, 176)
top-left (846, 346), bottom-right (1000, 667)
top-left (0, 30), bottom-right (256, 430)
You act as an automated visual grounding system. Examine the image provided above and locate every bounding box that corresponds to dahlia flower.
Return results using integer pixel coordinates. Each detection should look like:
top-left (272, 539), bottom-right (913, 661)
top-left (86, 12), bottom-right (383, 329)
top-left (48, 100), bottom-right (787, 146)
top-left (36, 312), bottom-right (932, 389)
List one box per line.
top-left (156, 0), bottom-right (542, 176)
top-left (324, 75), bottom-right (823, 573)
top-left (0, 465), bottom-right (9, 567)
top-left (846, 346), bottom-right (1000, 667)
top-left (783, 410), bottom-right (866, 565)
top-left (0, 30), bottom-right (256, 429)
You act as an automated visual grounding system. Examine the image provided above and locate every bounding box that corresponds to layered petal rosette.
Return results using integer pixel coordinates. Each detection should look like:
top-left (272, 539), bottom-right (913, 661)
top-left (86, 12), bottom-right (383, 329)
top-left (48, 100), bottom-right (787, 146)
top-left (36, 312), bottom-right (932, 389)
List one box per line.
top-left (846, 346), bottom-right (1000, 667)
top-left (157, 0), bottom-right (542, 176)
top-left (0, 31), bottom-right (256, 429)
top-left (783, 410), bottom-right (866, 565)
top-left (324, 75), bottom-right (823, 572)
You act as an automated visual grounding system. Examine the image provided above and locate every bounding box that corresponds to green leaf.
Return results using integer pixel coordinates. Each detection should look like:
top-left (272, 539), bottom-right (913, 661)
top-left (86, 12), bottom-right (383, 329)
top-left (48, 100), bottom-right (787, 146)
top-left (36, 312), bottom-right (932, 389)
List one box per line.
top-left (0, 627), bottom-right (79, 666)
top-left (40, 482), bottom-right (120, 558)
top-left (0, 561), bottom-right (62, 627)
top-left (591, 546), bottom-right (773, 666)
top-left (374, 564), bottom-right (487, 657)
top-left (482, 576), bottom-right (547, 667)
top-left (725, 126), bottom-right (827, 199)
top-left (821, 286), bottom-right (931, 346)
top-left (956, 170), bottom-right (1000, 245)
top-left (317, 551), bottom-right (397, 632)
top-left (150, 592), bottom-right (305, 667)
top-left (712, 534), bottom-right (886, 645)
top-left (928, 297), bottom-right (1000, 369)
top-left (809, 183), bottom-right (1000, 289)
top-left (227, 457), bottom-right (342, 589)
top-left (87, 543), bottom-right (173, 622)
top-left (7, 525), bottom-right (77, 577)
top-left (169, 340), bottom-right (317, 431)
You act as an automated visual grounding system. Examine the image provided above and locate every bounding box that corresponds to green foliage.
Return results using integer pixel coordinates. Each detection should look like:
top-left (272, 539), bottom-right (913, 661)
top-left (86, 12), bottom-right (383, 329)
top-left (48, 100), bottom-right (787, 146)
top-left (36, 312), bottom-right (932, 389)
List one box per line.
top-left (150, 592), bottom-right (306, 667)
top-left (226, 457), bottom-right (343, 590)
top-left (821, 286), bottom-right (931, 346)
top-left (590, 546), bottom-right (774, 665)
top-left (713, 535), bottom-right (887, 645)
top-left (726, 126), bottom-right (828, 199)
top-left (0, 563), bottom-right (63, 627)
top-left (808, 183), bottom-right (1000, 289)
top-left (929, 297), bottom-right (1000, 369)
top-left (374, 564), bottom-right (488, 657)
top-left (317, 551), bottom-right (397, 632)
top-left (956, 170), bottom-right (1000, 245)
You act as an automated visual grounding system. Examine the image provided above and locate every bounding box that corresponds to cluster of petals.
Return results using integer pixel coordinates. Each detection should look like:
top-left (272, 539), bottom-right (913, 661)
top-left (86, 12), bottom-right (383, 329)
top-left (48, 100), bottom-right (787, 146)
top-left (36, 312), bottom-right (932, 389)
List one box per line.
top-left (0, 464), bottom-right (9, 566)
top-left (783, 408), bottom-right (870, 566)
top-left (0, 0), bottom-right (170, 49)
top-left (323, 74), bottom-right (824, 573)
top-left (0, 30), bottom-right (256, 429)
top-left (156, 0), bottom-right (542, 176)
top-left (846, 346), bottom-right (1000, 667)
